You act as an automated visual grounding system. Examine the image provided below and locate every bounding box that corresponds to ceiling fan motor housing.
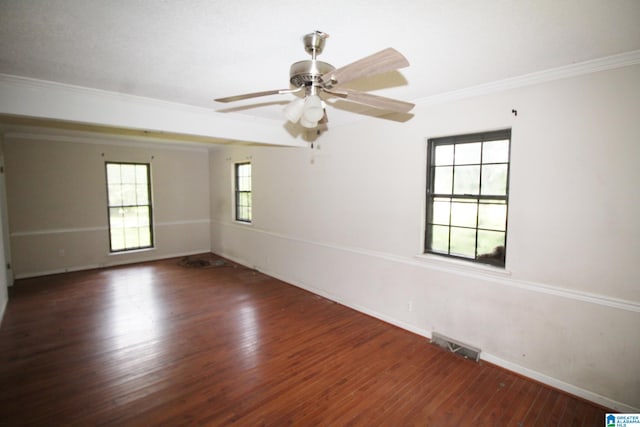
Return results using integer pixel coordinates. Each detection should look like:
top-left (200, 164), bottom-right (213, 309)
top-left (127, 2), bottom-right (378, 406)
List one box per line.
top-left (214, 31), bottom-right (414, 118)
top-left (289, 60), bottom-right (335, 88)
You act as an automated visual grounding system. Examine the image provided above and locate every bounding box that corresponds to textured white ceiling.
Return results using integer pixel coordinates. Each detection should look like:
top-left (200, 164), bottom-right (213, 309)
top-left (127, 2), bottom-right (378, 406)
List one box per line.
top-left (1, 0), bottom-right (639, 127)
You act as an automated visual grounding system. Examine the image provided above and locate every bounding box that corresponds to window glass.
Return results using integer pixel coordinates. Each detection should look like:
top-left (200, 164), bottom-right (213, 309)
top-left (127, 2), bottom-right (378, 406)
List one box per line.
top-left (433, 166), bottom-right (453, 194)
top-left (106, 162), bottom-right (153, 252)
top-left (425, 130), bottom-right (511, 267)
top-left (454, 142), bottom-right (481, 165)
top-left (235, 162), bottom-right (252, 223)
top-left (453, 165), bottom-right (480, 195)
top-left (481, 164), bottom-right (508, 195)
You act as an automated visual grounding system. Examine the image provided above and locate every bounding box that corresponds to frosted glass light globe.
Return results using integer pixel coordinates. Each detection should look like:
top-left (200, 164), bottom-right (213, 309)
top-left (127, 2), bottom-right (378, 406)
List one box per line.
top-left (302, 95), bottom-right (324, 122)
top-left (284, 97), bottom-right (305, 123)
top-left (299, 116), bottom-right (318, 128)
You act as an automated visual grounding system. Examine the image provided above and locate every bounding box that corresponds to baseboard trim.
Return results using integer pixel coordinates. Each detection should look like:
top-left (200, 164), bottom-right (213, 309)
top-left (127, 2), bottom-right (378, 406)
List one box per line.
top-left (13, 249), bottom-right (211, 279)
top-left (480, 353), bottom-right (639, 413)
top-left (218, 250), bottom-right (639, 414)
top-left (0, 296), bottom-right (7, 327)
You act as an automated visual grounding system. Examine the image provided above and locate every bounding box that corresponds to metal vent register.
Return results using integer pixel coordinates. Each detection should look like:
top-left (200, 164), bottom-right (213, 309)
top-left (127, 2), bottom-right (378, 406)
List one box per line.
top-left (431, 332), bottom-right (481, 362)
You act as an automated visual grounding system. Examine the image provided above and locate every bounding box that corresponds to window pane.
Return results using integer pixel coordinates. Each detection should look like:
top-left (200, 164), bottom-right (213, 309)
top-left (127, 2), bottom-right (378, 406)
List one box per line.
top-left (454, 142), bottom-right (481, 165)
top-left (239, 177), bottom-right (250, 191)
top-left (108, 184), bottom-right (123, 206)
top-left (434, 145), bottom-right (454, 166)
top-left (237, 164), bottom-right (251, 191)
top-left (106, 162), bottom-right (153, 251)
top-left (136, 206), bottom-right (150, 226)
top-left (432, 198), bottom-right (451, 225)
top-left (121, 184), bottom-right (137, 205)
top-left (107, 164), bottom-right (121, 184)
top-left (478, 202), bottom-right (507, 231)
top-left (235, 163), bottom-right (252, 222)
top-left (237, 163), bottom-right (248, 175)
top-left (238, 192), bottom-right (251, 207)
top-left (123, 207), bottom-right (141, 227)
top-left (477, 230), bottom-right (505, 265)
top-left (138, 229), bottom-right (151, 247)
top-left (109, 208), bottom-right (124, 228)
top-left (450, 200), bottom-right (477, 228)
top-left (453, 165), bottom-right (480, 195)
top-left (426, 130), bottom-right (510, 267)
top-left (125, 227), bottom-right (140, 247)
top-left (482, 140), bottom-right (509, 163)
top-left (121, 165), bottom-right (136, 183)
top-left (481, 164), bottom-right (508, 195)
top-left (136, 184), bottom-right (149, 205)
top-left (110, 228), bottom-right (125, 251)
top-left (450, 227), bottom-right (476, 258)
top-left (433, 166), bottom-right (453, 194)
top-left (135, 164), bottom-right (148, 184)
top-left (430, 225), bottom-right (449, 253)
top-left (238, 207), bottom-right (248, 221)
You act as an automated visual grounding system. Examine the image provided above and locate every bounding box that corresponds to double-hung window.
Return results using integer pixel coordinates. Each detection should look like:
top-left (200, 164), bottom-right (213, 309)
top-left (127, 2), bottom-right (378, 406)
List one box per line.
top-left (106, 162), bottom-right (153, 252)
top-left (425, 129), bottom-right (511, 267)
top-left (234, 162), bottom-right (252, 223)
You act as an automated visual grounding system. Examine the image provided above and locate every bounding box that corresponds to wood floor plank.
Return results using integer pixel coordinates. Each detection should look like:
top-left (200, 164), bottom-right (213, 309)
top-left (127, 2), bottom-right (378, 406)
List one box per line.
top-left (0, 255), bottom-right (611, 425)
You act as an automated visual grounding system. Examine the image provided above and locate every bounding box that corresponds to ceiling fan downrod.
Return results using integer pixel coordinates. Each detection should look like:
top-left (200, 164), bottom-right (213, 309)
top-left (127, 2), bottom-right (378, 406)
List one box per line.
top-left (289, 31), bottom-right (335, 89)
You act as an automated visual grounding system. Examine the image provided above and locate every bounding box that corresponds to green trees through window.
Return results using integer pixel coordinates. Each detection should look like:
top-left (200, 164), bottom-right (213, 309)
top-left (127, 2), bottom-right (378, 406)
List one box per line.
top-left (106, 162), bottom-right (153, 252)
top-left (425, 130), bottom-right (511, 267)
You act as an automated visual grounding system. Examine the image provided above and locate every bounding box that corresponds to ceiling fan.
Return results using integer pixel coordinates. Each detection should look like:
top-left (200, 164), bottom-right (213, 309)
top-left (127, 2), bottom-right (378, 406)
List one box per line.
top-left (214, 31), bottom-right (414, 129)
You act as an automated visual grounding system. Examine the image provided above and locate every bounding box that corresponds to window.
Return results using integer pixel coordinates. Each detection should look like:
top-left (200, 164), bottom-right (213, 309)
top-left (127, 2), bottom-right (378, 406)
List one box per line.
top-left (425, 129), bottom-right (511, 267)
top-left (235, 162), bottom-right (252, 222)
top-left (105, 162), bottom-right (153, 252)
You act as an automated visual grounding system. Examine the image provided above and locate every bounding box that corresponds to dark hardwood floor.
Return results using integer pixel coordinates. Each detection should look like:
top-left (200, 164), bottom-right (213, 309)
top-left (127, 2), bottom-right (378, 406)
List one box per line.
top-left (0, 254), bottom-right (609, 426)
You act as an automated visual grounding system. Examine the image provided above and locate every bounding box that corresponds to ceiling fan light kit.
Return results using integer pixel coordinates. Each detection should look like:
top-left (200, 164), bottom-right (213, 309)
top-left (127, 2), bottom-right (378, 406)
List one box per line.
top-left (214, 31), bottom-right (414, 130)
top-left (284, 97), bottom-right (305, 122)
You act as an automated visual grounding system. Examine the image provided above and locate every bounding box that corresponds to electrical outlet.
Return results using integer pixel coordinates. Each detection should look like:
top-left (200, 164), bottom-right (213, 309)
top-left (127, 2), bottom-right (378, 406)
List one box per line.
top-left (407, 300), bottom-right (413, 312)
top-left (58, 249), bottom-right (65, 257)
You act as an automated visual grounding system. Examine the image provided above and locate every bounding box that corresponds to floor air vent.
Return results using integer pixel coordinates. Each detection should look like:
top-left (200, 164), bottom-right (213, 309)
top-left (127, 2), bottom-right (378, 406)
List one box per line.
top-left (431, 332), bottom-right (481, 362)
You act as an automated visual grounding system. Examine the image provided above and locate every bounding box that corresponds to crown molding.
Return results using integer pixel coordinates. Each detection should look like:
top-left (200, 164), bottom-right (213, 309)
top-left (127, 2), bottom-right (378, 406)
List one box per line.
top-left (414, 49), bottom-right (640, 107)
top-left (0, 73), bottom-right (280, 122)
top-left (0, 74), bottom-right (307, 147)
top-left (2, 49), bottom-right (639, 136)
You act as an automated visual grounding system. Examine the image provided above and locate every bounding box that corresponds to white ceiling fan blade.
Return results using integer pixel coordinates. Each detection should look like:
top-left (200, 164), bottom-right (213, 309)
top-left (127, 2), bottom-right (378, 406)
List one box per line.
top-left (214, 87), bottom-right (300, 103)
top-left (325, 88), bottom-right (414, 113)
top-left (322, 48), bottom-right (409, 87)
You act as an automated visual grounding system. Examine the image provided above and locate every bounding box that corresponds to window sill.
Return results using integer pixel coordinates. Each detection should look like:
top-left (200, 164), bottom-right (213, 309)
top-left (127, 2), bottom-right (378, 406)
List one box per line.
top-left (108, 247), bottom-right (156, 256)
top-left (414, 253), bottom-right (512, 277)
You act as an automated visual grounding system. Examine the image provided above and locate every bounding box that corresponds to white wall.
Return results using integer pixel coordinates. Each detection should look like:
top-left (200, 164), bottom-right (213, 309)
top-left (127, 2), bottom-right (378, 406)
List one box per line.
top-left (209, 64), bottom-right (640, 411)
top-left (3, 132), bottom-right (211, 277)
